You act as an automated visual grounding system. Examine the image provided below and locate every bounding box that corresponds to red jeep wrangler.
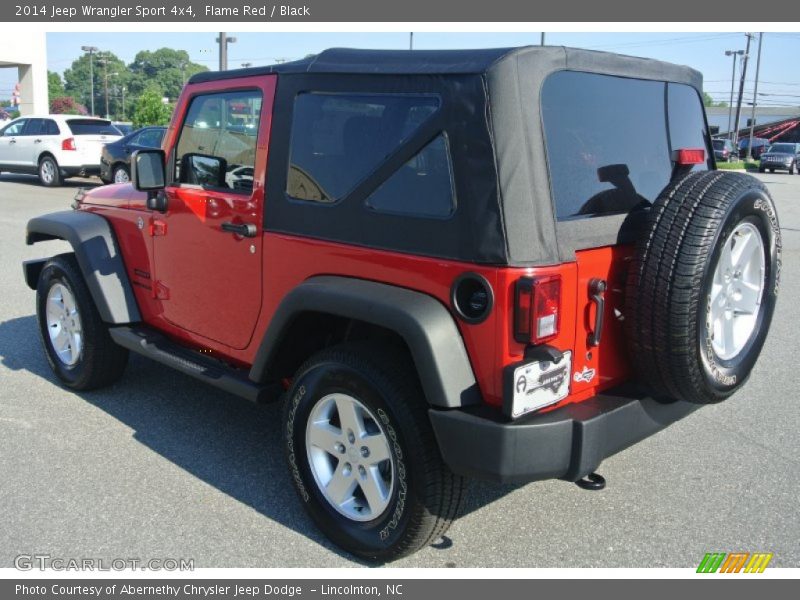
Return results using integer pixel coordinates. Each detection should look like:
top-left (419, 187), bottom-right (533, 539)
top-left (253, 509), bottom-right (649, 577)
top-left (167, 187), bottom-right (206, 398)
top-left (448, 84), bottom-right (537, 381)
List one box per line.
top-left (23, 47), bottom-right (781, 561)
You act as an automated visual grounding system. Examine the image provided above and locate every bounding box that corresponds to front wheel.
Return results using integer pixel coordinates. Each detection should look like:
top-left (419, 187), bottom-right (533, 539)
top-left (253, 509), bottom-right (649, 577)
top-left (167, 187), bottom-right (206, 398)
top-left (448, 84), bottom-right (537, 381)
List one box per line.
top-left (112, 165), bottom-right (130, 184)
top-left (36, 254), bottom-right (128, 390)
top-left (38, 155), bottom-right (62, 187)
top-left (282, 343), bottom-right (465, 561)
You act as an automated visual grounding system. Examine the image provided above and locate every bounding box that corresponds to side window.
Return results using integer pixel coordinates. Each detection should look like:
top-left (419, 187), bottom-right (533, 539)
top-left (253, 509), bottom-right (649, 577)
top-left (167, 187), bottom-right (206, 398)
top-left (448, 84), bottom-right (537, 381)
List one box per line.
top-left (286, 93), bottom-right (440, 203)
top-left (365, 134), bottom-right (455, 218)
top-left (136, 128), bottom-right (163, 148)
top-left (24, 119), bottom-right (45, 136)
top-left (541, 71), bottom-right (672, 220)
top-left (174, 90), bottom-right (262, 194)
top-left (45, 120), bottom-right (60, 135)
top-left (668, 83), bottom-right (712, 170)
top-left (1, 120), bottom-right (26, 136)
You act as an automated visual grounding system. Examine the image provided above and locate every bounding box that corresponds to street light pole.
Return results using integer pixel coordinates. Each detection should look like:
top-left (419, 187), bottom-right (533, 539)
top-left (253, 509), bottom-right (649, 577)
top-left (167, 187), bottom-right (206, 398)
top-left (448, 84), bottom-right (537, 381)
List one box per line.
top-left (81, 45), bottom-right (98, 116)
top-left (216, 33), bottom-right (237, 71)
top-left (746, 33), bottom-right (764, 161)
top-left (409, 32), bottom-right (414, 50)
top-left (97, 57), bottom-right (110, 119)
top-left (724, 49), bottom-right (743, 141)
top-left (541, 32), bottom-right (545, 46)
top-left (732, 33), bottom-right (754, 147)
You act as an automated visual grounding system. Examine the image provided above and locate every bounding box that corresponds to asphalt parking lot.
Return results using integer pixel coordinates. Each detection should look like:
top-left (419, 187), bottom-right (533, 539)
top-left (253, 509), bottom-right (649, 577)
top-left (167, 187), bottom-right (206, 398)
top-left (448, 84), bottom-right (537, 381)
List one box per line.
top-left (0, 171), bottom-right (798, 569)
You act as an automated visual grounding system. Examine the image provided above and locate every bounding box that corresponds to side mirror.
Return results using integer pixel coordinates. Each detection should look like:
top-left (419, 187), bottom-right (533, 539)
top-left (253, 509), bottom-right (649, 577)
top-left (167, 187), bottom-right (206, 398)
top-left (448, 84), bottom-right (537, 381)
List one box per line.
top-left (131, 148), bottom-right (166, 192)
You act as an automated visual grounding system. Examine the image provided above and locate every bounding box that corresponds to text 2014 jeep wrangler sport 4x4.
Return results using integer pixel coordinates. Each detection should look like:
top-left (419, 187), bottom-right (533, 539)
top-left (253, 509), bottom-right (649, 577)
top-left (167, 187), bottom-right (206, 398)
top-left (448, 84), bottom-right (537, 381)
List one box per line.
top-left (23, 47), bottom-right (781, 561)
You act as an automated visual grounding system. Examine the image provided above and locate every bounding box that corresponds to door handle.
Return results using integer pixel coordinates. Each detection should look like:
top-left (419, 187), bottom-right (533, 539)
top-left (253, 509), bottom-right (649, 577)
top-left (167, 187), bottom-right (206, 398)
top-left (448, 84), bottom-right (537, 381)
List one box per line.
top-left (34, 139), bottom-right (42, 144)
top-left (221, 222), bottom-right (258, 237)
top-left (587, 278), bottom-right (607, 347)
top-left (9, 139), bottom-right (15, 144)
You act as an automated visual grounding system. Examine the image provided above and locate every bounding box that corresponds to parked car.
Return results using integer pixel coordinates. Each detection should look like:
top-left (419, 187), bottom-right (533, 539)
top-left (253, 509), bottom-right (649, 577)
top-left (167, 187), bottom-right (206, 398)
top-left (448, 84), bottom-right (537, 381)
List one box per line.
top-left (100, 126), bottom-right (166, 184)
top-left (23, 47), bottom-right (780, 561)
top-left (712, 138), bottom-right (739, 162)
top-left (739, 136), bottom-right (770, 159)
top-left (0, 115), bottom-right (121, 186)
top-left (758, 142), bottom-right (800, 174)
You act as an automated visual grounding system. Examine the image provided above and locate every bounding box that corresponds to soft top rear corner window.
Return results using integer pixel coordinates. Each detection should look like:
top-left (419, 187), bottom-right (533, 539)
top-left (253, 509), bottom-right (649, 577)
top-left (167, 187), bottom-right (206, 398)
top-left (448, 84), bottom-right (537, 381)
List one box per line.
top-left (286, 93), bottom-right (441, 204)
top-left (66, 119), bottom-right (120, 136)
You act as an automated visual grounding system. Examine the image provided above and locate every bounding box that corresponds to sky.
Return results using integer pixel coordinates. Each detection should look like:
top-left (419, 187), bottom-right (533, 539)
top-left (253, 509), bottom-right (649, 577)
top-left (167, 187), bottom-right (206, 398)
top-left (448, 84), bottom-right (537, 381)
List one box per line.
top-left (2, 31), bottom-right (800, 107)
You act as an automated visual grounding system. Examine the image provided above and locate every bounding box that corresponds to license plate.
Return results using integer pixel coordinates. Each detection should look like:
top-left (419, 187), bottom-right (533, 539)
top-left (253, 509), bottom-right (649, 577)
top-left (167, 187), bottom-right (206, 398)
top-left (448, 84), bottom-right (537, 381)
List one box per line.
top-left (510, 351), bottom-right (572, 418)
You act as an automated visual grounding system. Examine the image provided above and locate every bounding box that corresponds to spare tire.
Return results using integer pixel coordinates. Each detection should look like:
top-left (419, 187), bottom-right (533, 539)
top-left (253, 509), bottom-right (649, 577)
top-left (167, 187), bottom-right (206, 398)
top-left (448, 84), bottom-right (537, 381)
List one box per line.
top-left (626, 171), bottom-right (781, 404)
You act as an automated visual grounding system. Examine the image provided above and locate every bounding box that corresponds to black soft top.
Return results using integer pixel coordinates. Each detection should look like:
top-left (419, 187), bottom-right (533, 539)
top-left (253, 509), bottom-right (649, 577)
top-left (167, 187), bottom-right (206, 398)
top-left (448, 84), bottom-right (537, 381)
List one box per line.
top-left (191, 47), bottom-right (704, 266)
top-left (190, 46), bottom-right (700, 86)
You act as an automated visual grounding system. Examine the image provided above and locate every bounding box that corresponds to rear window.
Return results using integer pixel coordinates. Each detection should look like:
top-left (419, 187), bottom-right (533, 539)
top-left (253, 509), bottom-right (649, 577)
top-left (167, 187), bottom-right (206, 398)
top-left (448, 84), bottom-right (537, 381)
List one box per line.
top-left (541, 72), bottom-right (709, 220)
top-left (767, 144), bottom-right (795, 153)
top-left (287, 93), bottom-right (440, 203)
top-left (66, 119), bottom-right (120, 136)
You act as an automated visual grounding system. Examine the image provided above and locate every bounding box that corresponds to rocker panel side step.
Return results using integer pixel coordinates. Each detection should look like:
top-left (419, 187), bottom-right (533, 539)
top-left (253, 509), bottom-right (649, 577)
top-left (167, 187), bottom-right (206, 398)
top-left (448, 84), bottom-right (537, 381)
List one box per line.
top-left (109, 326), bottom-right (281, 404)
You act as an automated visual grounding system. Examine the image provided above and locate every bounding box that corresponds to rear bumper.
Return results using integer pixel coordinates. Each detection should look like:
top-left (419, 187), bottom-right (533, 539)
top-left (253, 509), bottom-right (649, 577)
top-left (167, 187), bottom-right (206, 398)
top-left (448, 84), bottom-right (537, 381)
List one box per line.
top-left (429, 389), bottom-right (699, 484)
top-left (60, 164), bottom-right (101, 177)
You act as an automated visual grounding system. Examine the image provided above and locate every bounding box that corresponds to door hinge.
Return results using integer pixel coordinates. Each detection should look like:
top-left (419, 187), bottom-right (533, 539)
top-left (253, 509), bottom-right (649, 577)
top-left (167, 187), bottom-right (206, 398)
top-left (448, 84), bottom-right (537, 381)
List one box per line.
top-left (149, 219), bottom-right (167, 236)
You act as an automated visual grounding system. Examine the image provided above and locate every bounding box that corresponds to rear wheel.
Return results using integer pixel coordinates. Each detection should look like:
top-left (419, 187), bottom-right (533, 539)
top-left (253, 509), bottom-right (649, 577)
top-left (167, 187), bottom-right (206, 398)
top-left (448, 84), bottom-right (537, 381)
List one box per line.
top-left (282, 343), bottom-right (465, 561)
top-left (38, 155), bottom-right (61, 187)
top-left (36, 254), bottom-right (128, 390)
top-left (626, 171), bottom-right (780, 404)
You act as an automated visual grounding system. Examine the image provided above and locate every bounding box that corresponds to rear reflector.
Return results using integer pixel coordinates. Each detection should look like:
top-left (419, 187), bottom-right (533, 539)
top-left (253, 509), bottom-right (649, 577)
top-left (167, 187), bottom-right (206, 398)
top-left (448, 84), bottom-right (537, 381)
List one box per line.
top-left (514, 275), bottom-right (561, 345)
top-left (62, 137), bottom-right (76, 151)
top-left (674, 148), bottom-right (705, 165)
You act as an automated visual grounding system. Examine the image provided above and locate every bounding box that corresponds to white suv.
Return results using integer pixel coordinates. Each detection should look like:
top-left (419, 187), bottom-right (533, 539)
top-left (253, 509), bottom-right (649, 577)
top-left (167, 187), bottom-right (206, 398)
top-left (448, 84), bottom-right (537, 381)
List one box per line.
top-left (0, 115), bottom-right (122, 186)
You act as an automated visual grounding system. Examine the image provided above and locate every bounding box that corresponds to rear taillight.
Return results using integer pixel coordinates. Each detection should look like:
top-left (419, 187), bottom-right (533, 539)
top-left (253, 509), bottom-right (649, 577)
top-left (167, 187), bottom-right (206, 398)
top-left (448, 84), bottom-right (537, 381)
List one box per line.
top-left (62, 137), bottom-right (76, 151)
top-left (674, 148), bottom-right (705, 165)
top-left (514, 275), bottom-right (561, 345)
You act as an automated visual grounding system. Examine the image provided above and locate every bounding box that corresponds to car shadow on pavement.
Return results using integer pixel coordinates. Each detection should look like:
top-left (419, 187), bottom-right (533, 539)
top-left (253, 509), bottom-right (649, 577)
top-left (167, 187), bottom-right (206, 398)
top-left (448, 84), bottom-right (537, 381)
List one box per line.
top-left (0, 314), bottom-right (520, 563)
top-left (0, 174), bottom-right (101, 188)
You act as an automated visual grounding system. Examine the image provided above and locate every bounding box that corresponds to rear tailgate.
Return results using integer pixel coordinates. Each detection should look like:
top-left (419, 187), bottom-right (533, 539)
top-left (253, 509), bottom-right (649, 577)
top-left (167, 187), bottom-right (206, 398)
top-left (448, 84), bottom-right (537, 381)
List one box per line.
top-left (571, 246), bottom-right (633, 396)
top-left (65, 119), bottom-right (121, 164)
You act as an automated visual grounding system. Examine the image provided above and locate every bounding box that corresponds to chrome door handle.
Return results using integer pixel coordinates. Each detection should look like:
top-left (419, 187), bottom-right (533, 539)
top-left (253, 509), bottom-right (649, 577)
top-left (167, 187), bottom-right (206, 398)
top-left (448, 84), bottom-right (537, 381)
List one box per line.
top-left (8, 139), bottom-right (15, 144)
top-left (34, 139), bottom-right (42, 143)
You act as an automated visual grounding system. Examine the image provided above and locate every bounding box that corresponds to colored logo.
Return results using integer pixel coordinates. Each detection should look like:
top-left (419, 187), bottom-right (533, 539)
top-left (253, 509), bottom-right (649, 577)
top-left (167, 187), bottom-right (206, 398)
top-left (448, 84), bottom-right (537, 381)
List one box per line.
top-left (697, 552), bottom-right (773, 573)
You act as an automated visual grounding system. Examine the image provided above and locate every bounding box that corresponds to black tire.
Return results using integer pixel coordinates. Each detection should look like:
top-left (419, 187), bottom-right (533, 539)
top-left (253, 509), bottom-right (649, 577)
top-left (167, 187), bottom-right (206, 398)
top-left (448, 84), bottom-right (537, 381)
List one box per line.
top-left (112, 164), bottom-right (130, 184)
top-left (758, 166), bottom-right (765, 173)
top-left (36, 254), bottom-right (128, 390)
top-left (282, 343), bottom-right (465, 562)
top-left (38, 155), bottom-right (62, 187)
top-left (626, 171), bottom-right (780, 404)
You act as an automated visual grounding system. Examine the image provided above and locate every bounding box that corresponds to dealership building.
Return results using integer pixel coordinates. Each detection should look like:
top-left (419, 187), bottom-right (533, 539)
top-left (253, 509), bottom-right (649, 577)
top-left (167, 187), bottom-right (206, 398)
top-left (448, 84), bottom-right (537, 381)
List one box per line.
top-left (1, 31), bottom-right (48, 115)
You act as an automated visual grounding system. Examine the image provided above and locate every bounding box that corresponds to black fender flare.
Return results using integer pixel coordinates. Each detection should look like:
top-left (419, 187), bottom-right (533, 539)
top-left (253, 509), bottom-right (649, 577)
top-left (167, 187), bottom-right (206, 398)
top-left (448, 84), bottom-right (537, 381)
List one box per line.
top-left (25, 210), bottom-right (141, 324)
top-left (249, 276), bottom-right (481, 408)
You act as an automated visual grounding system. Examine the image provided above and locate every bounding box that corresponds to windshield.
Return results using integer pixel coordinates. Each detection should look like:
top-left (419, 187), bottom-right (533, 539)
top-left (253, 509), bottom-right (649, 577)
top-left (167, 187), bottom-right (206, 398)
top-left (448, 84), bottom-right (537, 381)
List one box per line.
top-left (66, 119), bottom-right (120, 136)
top-left (767, 143), bottom-right (795, 153)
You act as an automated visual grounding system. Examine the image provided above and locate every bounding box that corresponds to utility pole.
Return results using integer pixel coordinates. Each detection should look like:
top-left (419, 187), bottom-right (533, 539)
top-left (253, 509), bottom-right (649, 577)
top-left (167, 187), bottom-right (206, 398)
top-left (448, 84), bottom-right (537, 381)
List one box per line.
top-left (121, 85), bottom-right (126, 121)
top-left (409, 32), bottom-right (413, 50)
top-left (732, 33), bottom-right (753, 146)
top-left (81, 45), bottom-right (98, 116)
top-left (179, 60), bottom-right (188, 85)
top-left (541, 32), bottom-right (545, 46)
top-left (746, 33), bottom-right (764, 160)
top-left (97, 56), bottom-right (110, 119)
top-left (216, 33), bottom-right (236, 71)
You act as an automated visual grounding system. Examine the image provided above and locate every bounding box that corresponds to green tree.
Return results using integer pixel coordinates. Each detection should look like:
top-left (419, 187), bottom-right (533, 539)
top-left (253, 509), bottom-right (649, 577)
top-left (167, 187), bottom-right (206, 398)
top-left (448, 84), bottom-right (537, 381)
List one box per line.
top-left (128, 48), bottom-right (207, 102)
top-left (703, 92), bottom-right (728, 108)
top-left (132, 86), bottom-right (173, 128)
top-left (48, 71), bottom-right (66, 104)
top-left (63, 50), bottom-right (129, 118)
